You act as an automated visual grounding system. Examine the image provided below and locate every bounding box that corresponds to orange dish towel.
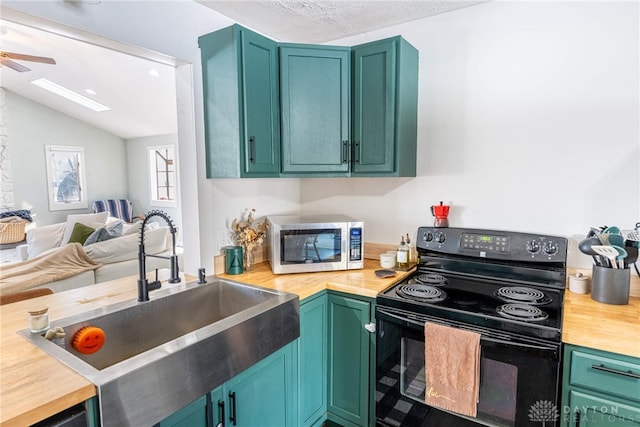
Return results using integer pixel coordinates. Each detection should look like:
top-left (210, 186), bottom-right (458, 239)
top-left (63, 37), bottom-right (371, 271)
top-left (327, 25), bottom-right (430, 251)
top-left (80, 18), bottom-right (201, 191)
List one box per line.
top-left (424, 322), bottom-right (481, 417)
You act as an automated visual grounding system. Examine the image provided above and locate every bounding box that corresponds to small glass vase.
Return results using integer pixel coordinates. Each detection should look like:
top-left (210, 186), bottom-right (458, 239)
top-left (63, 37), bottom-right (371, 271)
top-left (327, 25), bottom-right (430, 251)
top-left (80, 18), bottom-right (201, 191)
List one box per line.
top-left (243, 246), bottom-right (255, 272)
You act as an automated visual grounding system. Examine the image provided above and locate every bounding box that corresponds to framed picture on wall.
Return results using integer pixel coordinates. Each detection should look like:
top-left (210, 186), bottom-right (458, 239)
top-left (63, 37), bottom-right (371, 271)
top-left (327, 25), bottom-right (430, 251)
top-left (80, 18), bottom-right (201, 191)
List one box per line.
top-left (45, 145), bottom-right (88, 211)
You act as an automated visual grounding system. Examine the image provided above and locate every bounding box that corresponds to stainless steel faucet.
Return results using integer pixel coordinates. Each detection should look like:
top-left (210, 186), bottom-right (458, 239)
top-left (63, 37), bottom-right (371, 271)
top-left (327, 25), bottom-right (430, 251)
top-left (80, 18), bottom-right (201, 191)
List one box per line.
top-left (137, 210), bottom-right (181, 302)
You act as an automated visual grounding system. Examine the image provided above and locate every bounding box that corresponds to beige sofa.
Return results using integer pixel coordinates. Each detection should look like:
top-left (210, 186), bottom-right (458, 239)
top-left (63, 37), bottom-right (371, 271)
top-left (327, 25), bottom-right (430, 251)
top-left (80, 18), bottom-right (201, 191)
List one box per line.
top-left (15, 212), bottom-right (183, 293)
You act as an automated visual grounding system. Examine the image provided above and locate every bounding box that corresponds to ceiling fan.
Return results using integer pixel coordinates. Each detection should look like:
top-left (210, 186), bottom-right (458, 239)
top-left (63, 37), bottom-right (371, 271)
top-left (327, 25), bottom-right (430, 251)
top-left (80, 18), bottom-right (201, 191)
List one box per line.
top-left (0, 51), bottom-right (56, 72)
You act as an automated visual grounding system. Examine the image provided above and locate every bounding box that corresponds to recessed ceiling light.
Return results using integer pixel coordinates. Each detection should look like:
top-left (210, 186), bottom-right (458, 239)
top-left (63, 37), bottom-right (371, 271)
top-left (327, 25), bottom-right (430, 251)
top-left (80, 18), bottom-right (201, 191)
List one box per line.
top-left (149, 69), bottom-right (160, 77)
top-left (84, 89), bottom-right (96, 95)
top-left (31, 78), bottom-right (110, 112)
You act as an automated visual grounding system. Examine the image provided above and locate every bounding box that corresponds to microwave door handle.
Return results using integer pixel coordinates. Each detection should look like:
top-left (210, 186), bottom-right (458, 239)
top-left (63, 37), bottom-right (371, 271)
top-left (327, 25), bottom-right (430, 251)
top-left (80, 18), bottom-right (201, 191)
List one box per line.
top-left (378, 308), bottom-right (557, 351)
top-left (342, 236), bottom-right (347, 260)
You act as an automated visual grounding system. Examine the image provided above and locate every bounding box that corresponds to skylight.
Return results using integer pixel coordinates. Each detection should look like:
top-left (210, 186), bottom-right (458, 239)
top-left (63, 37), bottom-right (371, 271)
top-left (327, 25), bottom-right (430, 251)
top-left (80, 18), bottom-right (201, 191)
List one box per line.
top-left (31, 78), bottom-right (111, 112)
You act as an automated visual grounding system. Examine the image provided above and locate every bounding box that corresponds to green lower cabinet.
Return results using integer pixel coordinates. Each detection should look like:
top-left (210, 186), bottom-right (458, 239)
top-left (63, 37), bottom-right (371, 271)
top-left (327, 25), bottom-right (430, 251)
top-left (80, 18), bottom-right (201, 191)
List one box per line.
top-left (327, 293), bottom-right (374, 427)
top-left (210, 386), bottom-right (224, 427)
top-left (157, 395), bottom-right (208, 427)
top-left (158, 341), bottom-right (297, 427)
top-left (297, 291), bottom-right (376, 427)
top-left (561, 344), bottom-right (640, 427)
top-left (299, 293), bottom-right (329, 426)
top-left (212, 340), bottom-right (298, 427)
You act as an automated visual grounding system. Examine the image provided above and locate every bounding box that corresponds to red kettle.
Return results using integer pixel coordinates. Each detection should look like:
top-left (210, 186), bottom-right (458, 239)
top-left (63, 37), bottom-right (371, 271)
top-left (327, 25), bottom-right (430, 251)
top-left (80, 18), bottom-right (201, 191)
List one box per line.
top-left (430, 202), bottom-right (450, 227)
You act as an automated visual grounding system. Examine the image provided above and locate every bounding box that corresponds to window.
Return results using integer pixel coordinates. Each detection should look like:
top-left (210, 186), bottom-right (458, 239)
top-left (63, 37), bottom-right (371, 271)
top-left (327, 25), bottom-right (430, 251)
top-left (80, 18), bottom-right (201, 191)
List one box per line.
top-left (148, 145), bottom-right (178, 207)
top-left (45, 145), bottom-right (88, 211)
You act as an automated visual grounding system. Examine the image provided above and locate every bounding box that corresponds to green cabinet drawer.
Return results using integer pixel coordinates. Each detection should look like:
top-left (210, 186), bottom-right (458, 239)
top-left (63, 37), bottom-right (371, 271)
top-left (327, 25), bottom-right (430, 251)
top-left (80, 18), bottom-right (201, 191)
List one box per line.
top-left (566, 390), bottom-right (640, 426)
top-left (570, 349), bottom-right (640, 403)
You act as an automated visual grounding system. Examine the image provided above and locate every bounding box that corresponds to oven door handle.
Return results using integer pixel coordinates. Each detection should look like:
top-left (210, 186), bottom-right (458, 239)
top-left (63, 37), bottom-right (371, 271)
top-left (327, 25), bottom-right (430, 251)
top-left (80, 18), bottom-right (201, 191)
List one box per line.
top-left (377, 307), bottom-right (558, 351)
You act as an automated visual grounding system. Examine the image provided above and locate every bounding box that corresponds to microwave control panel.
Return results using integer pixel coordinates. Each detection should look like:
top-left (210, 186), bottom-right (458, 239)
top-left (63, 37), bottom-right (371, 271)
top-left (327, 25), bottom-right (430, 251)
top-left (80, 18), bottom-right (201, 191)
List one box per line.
top-left (349, 227), bottom-right (363, 261)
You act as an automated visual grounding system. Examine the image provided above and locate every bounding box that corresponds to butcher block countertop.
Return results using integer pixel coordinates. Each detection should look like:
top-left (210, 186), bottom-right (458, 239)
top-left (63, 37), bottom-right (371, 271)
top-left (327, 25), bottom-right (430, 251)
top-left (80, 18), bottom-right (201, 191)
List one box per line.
top-left (2, 260), bottom-right (638, 426)
top-left (215, 258), bottom-right (414, 300)
top-left (562, 291), bottom-right (640, 359)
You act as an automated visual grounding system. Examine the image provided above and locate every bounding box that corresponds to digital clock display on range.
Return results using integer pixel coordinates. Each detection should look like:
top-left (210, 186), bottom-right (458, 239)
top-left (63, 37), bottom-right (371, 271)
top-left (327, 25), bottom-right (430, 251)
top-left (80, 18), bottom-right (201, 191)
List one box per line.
top-left (462, 233), bottom-right (509, 252)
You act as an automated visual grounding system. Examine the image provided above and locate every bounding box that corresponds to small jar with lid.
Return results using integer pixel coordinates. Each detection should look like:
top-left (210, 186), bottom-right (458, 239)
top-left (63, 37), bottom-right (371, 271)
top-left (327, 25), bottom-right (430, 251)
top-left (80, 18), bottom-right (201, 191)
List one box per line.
top-left (28, 307), bottom-right (50, 334)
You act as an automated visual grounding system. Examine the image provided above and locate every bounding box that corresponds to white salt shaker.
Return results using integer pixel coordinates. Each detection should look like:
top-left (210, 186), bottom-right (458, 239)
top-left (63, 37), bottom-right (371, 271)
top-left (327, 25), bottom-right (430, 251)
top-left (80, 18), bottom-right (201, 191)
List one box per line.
top-left (569, 272), bottom-right (590, 294)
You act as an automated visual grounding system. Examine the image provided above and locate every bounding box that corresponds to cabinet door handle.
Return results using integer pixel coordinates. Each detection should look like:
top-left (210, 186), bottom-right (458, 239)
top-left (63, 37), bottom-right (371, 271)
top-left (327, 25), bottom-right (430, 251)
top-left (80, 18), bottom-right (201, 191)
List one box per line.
top-left (574, 408), bottom-right (580, 427)
top-left (342, 140), bottom-right (349, 163)
top-left (591, 364), bottom-right (640, 379)
top-left (364, 322), bottom-right (376, 333)
top-left (249, 136), bottom-right (256, 163)
top-left (354, 142), bottom-right (360, 163)
top-left (216, 400), bottom-right (225, 427)
top-left (228, 391), bottom-right (237, 425)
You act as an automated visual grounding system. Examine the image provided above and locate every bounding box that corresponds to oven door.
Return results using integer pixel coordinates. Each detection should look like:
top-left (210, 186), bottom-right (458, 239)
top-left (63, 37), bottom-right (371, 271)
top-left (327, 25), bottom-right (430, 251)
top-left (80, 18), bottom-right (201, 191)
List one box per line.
top-left (376, 306), bottom-right (562, 427)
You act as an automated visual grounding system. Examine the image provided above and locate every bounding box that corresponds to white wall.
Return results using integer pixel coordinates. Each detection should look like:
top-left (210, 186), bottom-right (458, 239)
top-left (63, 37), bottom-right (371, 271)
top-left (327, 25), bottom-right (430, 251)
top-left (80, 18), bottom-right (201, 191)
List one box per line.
top-left (4, 90), bottom-right (129, 225)
top-left (302, 0), bottom-right (640, 268)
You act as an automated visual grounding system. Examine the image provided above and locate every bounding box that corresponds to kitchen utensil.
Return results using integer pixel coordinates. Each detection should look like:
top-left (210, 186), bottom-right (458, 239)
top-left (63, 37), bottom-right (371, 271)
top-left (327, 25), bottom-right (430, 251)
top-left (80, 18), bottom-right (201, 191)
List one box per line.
top-left (375, 269), bottom-right (396, 278)
top-left (603, 226), bottom-right (621, 235)
top-left (597, 233), bottom-right (610, 245)
top-left (611, 245), bottom-right (628, 269)
top-left (591, 245), bottom-right (620, 269)
top-left (430, 201), bottom-right (450, 228)
top-left (622, 229), bottom-right (640, 245)
top-left (578, 236), bottom-right (606, 266)
top-left (607, 233), bottom-right (625, 247)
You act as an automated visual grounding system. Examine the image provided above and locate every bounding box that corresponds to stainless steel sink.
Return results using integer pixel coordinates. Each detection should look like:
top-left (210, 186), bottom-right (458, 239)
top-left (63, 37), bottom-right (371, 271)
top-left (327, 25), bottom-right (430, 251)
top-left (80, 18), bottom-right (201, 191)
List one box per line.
top-left (21, 279), bottom-right (299, 427)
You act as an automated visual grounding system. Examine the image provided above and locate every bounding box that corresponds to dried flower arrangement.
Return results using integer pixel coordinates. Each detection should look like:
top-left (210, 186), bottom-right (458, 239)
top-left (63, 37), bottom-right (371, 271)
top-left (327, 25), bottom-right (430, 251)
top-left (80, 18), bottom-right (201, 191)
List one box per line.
top-left (230, 209), bottom-right (269, 270)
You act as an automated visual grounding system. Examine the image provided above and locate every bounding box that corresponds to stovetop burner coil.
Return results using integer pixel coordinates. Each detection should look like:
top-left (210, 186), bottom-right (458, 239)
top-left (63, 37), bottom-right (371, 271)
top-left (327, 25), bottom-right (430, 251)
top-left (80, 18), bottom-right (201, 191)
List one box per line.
top-left (496, 303), bottom-right (548, 322)
top-left (396, 284), bottom-right (447, 303)
top-left (415, 273), bottom-right (447, 286)
top-left (494, 286), bottom-right (551, 305)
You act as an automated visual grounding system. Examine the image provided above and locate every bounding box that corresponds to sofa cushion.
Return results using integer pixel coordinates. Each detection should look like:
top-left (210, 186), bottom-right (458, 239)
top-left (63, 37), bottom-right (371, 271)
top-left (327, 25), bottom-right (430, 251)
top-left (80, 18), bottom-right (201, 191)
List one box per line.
top-left (84, 227), bottom-right (169, 264)
top-left (26, 223), bottom-right (66, 259)
top-left (61, 212), bottom-right (109, 245)
top-left (67, 222), bottom-right (95, 245)
top-left (84, 221), bottom-right (124, 246)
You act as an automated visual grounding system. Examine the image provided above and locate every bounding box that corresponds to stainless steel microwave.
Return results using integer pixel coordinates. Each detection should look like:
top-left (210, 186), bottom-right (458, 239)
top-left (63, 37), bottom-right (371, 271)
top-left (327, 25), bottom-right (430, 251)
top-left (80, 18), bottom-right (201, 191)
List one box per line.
top-left (266, 214), bottom-right (364, 274)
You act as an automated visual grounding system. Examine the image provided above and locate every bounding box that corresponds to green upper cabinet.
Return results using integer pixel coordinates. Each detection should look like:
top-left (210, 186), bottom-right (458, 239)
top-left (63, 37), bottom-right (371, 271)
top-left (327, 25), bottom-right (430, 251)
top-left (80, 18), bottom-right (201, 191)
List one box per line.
top-left (280, 45), bottom-right (351, 176)
top-left (199, 25), bottom-right (418, 178)
top-left (199, 25), bottom-right (280, 178)
top-left (351, 37), bottom-right (418, 177)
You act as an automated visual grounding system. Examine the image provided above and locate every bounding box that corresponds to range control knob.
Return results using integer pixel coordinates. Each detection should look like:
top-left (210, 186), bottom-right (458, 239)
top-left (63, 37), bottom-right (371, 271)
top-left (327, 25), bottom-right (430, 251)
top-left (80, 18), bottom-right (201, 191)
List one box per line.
top-left (423, 231), bottom-right (434, 242)
top-left (543, 242), bottom-right (558, 256)
top-left (526, 240), bottom-right (541, 254)
top-left (436, 233), bottom-right (446, 243)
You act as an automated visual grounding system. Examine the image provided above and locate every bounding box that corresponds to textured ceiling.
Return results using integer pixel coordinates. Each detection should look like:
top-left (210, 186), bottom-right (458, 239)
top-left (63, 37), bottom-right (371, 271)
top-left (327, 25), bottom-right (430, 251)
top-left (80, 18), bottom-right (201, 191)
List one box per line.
top-left (197, 0), bottom-right (490, 43)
